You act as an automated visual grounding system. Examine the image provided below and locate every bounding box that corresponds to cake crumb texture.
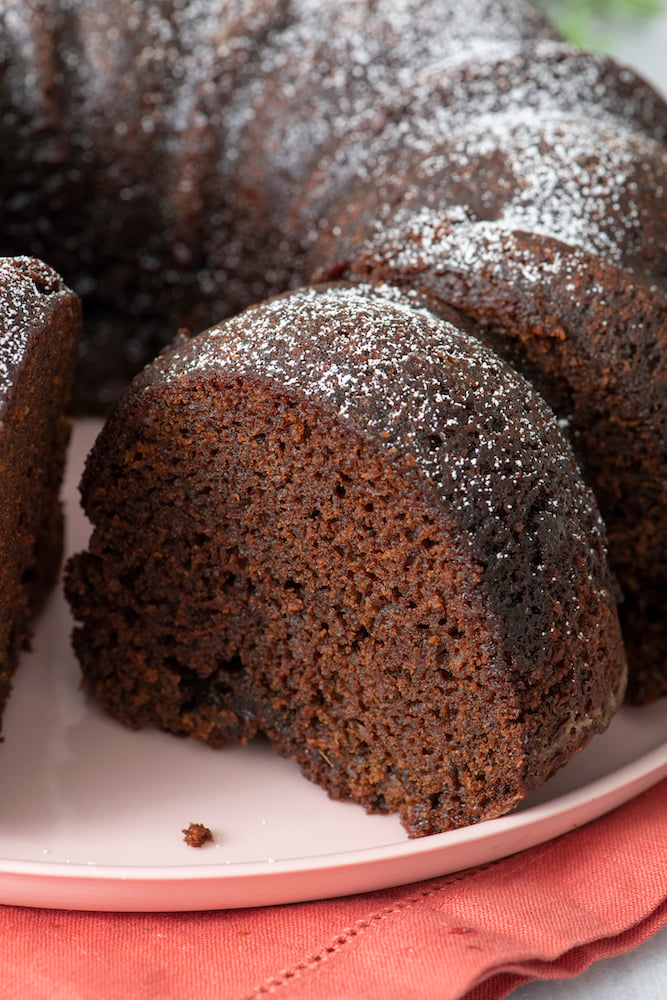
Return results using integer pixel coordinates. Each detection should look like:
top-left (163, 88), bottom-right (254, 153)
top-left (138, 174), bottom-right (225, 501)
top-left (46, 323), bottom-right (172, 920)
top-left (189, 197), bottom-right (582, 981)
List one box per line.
top-left (182, 822), bottom-right (214, 848)
top-left (0, 257), bottom-right (80, 734)
top-left (66, 285), bottom-right (626, 836)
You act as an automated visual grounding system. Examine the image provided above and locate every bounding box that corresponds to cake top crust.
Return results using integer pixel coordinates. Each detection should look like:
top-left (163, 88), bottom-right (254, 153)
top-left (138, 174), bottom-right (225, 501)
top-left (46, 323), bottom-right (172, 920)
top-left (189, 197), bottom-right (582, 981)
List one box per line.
top-left (87, 281), bottom-right (622, 701)
top-left (0, 256), bottom-right (72, 405)
top-left (141, 283), bottom-right (608, 592)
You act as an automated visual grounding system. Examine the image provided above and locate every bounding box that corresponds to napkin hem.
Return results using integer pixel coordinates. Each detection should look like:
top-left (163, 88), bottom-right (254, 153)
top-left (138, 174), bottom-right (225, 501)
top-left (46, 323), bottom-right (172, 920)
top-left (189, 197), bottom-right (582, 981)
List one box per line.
top-left (241, 858), bottom-right (504, 999)
top-left (464, 898), bottom-right (667, 1000)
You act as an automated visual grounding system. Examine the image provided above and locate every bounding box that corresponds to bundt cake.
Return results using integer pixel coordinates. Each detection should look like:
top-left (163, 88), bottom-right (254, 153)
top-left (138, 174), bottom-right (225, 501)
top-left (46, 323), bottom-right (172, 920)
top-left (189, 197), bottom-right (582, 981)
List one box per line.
top-left (65, 283), bottom-right (627, 837)
top-left (0, 256), bottom-right (80, 735)
top-left (1, 0), bottom-right (665, 704)
top-left (307, 103), bottom-right (667, 704)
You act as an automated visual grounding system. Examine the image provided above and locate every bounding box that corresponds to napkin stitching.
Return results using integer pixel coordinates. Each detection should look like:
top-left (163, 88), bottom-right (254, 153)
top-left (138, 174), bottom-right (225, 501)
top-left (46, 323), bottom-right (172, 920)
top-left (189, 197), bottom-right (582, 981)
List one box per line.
top-left (241, 781), bottom-right (667, 999)
top-left (241, 858), bottom-right (502, 999)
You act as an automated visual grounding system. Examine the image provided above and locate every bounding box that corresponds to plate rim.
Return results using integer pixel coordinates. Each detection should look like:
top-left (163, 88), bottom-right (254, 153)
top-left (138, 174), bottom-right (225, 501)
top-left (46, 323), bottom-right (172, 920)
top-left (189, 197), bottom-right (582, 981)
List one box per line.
top-left (2, 418), bottom-right (663, 911)
top-left (0, 737), bottom-right (663, 911)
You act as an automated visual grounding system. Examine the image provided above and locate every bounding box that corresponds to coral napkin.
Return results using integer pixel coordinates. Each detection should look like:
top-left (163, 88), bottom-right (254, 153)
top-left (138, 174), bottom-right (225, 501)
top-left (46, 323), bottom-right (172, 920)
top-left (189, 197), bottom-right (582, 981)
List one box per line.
top-left (1, 777), bottom-right (665, 1000)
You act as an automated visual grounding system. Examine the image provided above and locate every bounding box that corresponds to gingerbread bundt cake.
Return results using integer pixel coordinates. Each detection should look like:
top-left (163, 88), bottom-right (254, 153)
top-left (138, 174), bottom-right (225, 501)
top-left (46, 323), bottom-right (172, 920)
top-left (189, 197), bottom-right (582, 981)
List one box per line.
top-left (65, 284), bottom-right (627, 836)
top-left (0, 257), bottom-right (80, 734)
top-left (1, 0), bottom-right (665, 704)
top-left (308, 109), bottom-right (667, 703)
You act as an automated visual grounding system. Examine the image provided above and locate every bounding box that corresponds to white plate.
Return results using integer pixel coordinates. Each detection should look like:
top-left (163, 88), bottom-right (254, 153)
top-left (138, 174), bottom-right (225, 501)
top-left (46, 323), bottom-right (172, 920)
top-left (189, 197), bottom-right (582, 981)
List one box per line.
top-left (0, 419), bottom-right (665, 912)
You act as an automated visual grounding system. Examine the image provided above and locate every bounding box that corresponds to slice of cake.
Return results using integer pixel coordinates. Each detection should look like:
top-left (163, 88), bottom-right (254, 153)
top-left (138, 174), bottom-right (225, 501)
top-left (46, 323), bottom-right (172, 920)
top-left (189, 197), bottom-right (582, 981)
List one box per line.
top-left (66, 284), bottom-right (626, 836)
top-left (0, 257), bottom-right (80, 734)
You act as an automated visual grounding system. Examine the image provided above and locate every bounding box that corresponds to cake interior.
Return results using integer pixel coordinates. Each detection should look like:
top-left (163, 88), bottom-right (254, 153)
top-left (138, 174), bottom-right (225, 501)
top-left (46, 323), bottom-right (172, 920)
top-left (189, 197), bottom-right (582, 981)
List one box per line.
top-left (68, 375), bottom-right (566, 835)
top-left (0, 273), bottom-right (79, 729)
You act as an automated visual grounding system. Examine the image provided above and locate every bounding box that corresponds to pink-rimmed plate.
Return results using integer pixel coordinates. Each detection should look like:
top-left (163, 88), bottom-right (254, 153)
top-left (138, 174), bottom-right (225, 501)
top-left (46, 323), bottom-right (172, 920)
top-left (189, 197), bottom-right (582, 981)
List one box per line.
top-left (0, 419), bottom-right (664, 912)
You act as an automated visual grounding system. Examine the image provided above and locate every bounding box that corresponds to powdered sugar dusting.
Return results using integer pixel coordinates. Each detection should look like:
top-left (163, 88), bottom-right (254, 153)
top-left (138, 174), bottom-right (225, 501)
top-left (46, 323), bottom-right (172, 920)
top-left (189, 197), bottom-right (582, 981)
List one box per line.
top-left (0, 257), bottom-right (64, 403)
top-left (392, 111), bottom-right (659, 266)
top-left (155, 284), bottom-right (608, 596)
top-left (1, 0), bottom-right (664, 365)
top-left (299, 40), bottom-right (666, 244)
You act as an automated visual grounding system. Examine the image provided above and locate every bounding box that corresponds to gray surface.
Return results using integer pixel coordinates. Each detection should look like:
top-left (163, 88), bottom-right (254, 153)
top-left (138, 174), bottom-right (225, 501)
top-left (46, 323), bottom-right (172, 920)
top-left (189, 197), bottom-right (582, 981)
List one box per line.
top-left (515, 924), bottom-right (667, 999)
top-left (613, 6), bottom-right (667, 96)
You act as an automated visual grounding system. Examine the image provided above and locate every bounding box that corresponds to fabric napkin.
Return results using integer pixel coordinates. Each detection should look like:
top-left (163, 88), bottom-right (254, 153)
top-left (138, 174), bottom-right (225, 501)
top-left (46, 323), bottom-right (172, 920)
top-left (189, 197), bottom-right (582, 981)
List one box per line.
top-left (1, 776), bottom-right (665, 1000)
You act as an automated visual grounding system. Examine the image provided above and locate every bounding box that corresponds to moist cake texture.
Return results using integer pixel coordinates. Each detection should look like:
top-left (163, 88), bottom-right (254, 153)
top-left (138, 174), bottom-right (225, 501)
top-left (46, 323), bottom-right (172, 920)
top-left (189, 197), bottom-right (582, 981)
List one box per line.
top-left (0, 257), bottom-right (80, 733)
top-left (65, 285), bottom-right (626, 836)
top-left (1, 0), bottom-right (665, 699)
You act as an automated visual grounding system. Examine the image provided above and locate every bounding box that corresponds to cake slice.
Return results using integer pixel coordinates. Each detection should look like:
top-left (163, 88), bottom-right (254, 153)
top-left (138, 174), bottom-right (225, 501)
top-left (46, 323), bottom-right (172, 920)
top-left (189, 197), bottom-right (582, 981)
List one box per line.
top-left (0, 257), bottom-right (80, 734)
top-left (66, 284), bottom-right (625, 836)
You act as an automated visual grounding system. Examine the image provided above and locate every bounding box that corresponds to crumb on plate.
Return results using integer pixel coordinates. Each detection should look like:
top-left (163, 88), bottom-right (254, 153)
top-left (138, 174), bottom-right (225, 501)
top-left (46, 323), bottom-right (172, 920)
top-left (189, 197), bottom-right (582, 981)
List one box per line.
top-left (182, 822), bottom-right (214, 848)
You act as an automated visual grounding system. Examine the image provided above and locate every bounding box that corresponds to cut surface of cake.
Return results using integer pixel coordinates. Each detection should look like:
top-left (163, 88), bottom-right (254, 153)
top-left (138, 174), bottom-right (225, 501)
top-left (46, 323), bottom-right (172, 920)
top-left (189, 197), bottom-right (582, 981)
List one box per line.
top-left (65, 284), bottom-right (626, 836)
top-left (0, 257), bottom-right (80, 733)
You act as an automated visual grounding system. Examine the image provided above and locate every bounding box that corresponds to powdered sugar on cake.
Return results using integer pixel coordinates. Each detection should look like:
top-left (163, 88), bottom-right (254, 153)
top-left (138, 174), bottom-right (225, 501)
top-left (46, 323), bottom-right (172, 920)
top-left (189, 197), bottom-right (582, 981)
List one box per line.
top-left (0, 258), bottom-right (66, 403)
top-left (156, 284), bottom-right (608, 608)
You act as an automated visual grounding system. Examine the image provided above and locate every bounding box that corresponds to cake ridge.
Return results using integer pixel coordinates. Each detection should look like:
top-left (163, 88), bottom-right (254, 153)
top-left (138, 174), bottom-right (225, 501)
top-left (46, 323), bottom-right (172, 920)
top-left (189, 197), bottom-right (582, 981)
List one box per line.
top-left (0, 0), bottom-right (664, 820)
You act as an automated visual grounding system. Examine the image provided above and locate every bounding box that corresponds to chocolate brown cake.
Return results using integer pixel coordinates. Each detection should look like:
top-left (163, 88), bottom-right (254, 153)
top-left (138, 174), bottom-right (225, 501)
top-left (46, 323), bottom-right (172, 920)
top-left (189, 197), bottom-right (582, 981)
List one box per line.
top-left (65, 285), bottom-right (626, 836)
top-left (308, 113), bottom-right (667, 704)
top-left (0, 257), bottom-right (80, 734)
top-left (1, 0), bottom-right (664, 700)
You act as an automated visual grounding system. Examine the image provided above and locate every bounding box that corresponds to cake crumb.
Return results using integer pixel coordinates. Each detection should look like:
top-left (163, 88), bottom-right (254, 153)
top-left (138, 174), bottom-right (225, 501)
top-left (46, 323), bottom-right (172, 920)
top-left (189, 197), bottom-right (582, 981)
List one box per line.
top-left (182, 822), bottom-right (214, 848)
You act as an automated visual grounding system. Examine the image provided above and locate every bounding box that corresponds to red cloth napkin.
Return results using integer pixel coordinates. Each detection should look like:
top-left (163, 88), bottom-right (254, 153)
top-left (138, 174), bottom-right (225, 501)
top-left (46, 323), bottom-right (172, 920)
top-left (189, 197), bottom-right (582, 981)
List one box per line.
top-left (1, 777), bottom-right (665, 1000)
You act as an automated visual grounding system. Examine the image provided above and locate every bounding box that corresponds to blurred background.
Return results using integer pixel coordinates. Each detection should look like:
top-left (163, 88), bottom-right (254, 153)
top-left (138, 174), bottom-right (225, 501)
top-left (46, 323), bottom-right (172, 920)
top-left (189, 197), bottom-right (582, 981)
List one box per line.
top-left (539, 0), bottom-right (667, 93)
